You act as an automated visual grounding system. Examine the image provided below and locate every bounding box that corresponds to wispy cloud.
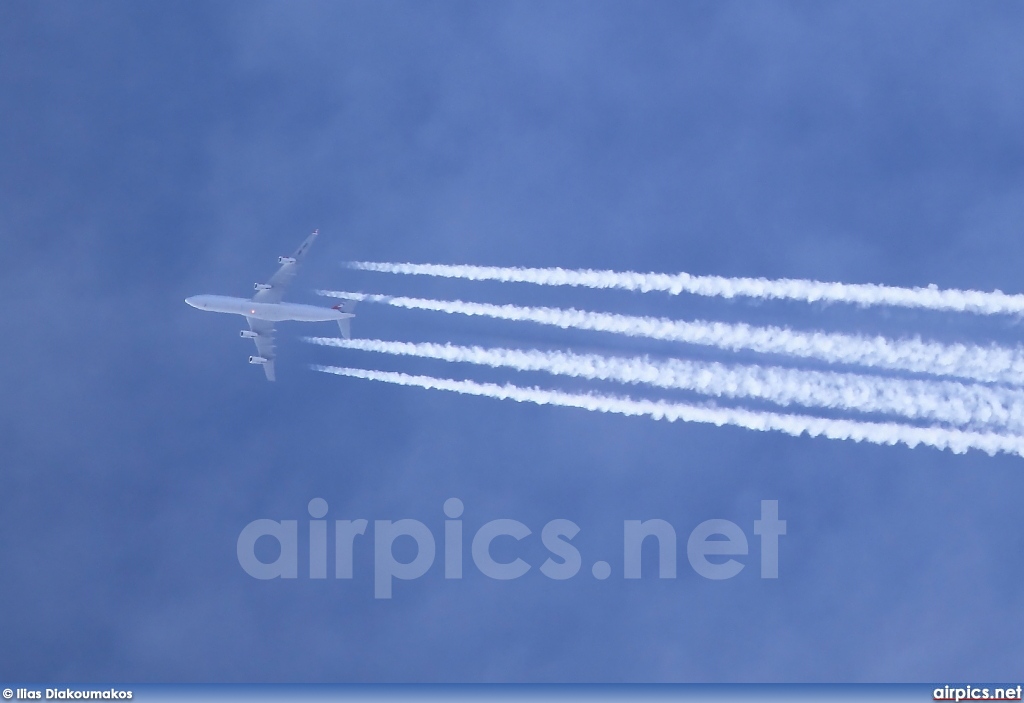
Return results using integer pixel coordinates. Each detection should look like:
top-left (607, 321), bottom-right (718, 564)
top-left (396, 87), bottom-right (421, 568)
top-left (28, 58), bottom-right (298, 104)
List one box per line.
top-left (347, 261), bottom-right (1024, 315)
top-left (312, 365), bottom-right (1024, 457)
top-left (317, 290), bottom-right (1024, 385)
top-left (306, 337), bottom-right (1024, 432)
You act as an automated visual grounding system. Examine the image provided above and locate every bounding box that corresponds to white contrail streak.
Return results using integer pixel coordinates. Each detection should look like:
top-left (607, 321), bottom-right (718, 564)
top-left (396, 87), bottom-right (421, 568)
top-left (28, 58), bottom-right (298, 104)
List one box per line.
top-left (305, 337), bottom-right (1024, 432)
top-left (311, 365), bottom-right (1024, 457)
top-left (347, 261), bottom-right (1024, 316)
top-left (317, 290), bottom-right (1024, 385)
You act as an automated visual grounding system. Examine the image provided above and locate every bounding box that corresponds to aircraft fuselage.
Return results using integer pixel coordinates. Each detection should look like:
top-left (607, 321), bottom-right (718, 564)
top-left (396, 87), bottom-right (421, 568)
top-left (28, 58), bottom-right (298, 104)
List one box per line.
top-left (184, 295), bottom-right (353, 323)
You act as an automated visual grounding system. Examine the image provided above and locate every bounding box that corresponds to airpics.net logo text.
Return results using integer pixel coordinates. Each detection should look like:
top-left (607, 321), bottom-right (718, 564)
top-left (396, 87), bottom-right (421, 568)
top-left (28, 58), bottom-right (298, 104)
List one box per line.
top-left (237, 498), bottom-right (786, 598)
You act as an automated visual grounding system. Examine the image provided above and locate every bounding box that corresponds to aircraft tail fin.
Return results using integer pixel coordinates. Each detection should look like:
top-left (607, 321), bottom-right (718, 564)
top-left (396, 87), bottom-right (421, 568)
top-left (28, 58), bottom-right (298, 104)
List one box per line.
top-left (332, 298), bottom-right (358, 339)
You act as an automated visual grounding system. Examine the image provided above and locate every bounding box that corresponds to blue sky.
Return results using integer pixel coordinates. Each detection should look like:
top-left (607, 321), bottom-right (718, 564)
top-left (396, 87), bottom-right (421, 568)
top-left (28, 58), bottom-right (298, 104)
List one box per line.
top-left (3, 0), bottom-right (1024, 682)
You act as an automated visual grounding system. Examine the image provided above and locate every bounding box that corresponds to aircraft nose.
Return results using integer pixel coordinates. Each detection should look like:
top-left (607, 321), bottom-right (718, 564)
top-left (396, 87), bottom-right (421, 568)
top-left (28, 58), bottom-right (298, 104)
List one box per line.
top-left (185, 296), bottom-right (198, 308)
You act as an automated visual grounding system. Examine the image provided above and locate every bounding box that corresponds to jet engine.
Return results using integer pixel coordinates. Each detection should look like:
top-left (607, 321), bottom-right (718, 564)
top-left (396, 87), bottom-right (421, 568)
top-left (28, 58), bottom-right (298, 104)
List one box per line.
top-left (254, 283), bottom-right (272, 291)
top-left (278, 256), bottom-right (296, 265)
top-left (240, 330), bottom-right (258, 339)
top-left (249, 356), bottom-right (269, 365)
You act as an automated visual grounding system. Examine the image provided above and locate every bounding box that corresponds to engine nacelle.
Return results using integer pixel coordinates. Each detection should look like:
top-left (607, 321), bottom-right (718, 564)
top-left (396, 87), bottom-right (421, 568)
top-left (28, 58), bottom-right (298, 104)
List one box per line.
top-left (278, 256), bottom-right (296, 265)
top-left (249, 356), bottom-right (269, 365)
top-left (254, 283), bottom-right (272, 291)
top-left (240, 330), bottom-right (258, 339)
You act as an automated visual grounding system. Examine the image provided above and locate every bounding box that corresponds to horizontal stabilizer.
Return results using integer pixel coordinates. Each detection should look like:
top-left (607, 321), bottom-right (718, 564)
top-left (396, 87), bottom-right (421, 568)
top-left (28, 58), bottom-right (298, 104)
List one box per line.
top-left (333, 299), bottom-right (358, 314)
top-left (333, 298), bottom-right (358, 339)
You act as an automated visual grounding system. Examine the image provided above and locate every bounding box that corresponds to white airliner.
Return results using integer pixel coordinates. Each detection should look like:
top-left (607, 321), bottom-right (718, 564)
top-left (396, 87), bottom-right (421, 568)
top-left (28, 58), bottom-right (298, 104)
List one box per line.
top-left (185, 229), bottom-right (355, 381)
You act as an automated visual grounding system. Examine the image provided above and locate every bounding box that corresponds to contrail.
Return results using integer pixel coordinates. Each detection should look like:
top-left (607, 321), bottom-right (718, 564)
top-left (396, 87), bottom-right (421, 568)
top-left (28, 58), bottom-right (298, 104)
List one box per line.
top-left (311, 365), bottom-right (1024, 457)
top-left (347, 261), bottom-right (1024, 316)
top-left (316, 290), bottom-right (1024, 385)
top-left (306, 337), bottom-right (1024, 432)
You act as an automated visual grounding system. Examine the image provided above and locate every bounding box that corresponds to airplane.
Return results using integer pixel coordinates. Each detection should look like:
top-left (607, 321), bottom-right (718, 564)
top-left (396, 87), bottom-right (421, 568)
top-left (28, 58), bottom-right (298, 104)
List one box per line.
top-left (185, 229), bottom-right (355, 381)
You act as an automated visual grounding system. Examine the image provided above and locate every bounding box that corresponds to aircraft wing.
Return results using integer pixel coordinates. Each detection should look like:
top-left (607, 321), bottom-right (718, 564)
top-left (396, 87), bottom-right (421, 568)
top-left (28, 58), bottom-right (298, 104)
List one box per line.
top-left (252, 229), bottom-right (319, 303)
top-left (246, 316), bottom-right (276, 382)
